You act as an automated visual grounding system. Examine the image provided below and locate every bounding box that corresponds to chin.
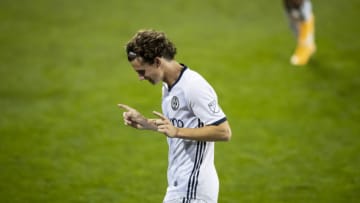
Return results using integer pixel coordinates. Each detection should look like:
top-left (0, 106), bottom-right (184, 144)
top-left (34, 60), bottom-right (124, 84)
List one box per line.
top-left (148, 80), bottom-right (156, 85)
top-left (149, 79), bottom-right (160, 85)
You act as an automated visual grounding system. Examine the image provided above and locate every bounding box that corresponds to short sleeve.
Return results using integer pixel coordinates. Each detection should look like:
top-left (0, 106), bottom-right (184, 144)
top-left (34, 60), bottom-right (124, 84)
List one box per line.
top-left (187, 76), bottom-right (226, 126)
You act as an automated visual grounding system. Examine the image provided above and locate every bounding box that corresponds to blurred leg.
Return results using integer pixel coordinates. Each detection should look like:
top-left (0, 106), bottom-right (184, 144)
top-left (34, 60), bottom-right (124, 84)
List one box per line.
top-left (283, 0), bottom-right (316, 66)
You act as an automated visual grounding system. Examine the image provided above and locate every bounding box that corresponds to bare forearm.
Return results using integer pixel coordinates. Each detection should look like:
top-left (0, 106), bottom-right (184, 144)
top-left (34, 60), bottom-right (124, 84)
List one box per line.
top-left (175, 122), bottom-right (231, 141)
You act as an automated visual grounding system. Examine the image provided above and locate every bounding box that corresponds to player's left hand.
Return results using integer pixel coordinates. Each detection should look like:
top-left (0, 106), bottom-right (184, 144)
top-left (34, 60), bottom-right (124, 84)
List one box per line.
top-left (152, 111), bottom-right (178, 138)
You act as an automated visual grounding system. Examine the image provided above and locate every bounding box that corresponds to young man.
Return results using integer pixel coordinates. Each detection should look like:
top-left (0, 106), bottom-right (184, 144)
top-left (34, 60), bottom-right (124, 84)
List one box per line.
top-left (118, 29), bottom-right (232, 203)
top-left (283, 0), bottom-right (316, 66)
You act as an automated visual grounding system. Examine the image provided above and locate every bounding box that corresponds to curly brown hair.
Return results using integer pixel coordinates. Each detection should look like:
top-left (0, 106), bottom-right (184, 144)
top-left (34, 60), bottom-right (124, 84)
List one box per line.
top-left (126, 29), bottom-right (177, 65)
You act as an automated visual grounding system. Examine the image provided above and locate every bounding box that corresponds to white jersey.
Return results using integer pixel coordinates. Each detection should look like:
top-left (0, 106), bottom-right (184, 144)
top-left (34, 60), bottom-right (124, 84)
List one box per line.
top-left (161, 64), bottom-right (227, 202)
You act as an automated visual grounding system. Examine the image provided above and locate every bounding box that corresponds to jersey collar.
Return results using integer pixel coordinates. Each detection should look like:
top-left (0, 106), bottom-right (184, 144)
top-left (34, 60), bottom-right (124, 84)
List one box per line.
top-left (167, 63), bottom-right (187, 92)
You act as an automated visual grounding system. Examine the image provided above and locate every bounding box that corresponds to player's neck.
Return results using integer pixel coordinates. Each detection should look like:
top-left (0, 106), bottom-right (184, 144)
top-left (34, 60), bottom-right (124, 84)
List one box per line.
top-left (163, 61), bottom-right (183, 87)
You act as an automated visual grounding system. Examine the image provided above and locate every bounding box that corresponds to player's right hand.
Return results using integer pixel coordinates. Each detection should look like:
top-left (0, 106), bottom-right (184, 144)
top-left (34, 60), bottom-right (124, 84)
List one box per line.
top-left (118, 104), bottom-right (145, 129)
top-left (118, 104), bottom-right (157, 131)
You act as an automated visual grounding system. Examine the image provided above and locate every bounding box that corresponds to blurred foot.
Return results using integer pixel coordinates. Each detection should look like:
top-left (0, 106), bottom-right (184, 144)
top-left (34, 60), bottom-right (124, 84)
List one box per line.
top-left (291, 43), bottom-right (316, 65)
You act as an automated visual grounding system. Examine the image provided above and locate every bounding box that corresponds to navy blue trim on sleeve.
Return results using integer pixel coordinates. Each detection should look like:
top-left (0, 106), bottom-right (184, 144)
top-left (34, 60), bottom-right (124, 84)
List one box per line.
top-left (208, 117), bottom-right (227, 126)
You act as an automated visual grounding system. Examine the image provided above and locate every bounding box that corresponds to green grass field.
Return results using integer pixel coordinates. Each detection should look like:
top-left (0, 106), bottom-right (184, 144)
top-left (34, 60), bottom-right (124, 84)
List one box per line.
top-left (1, 0), bottom-right (359, 202)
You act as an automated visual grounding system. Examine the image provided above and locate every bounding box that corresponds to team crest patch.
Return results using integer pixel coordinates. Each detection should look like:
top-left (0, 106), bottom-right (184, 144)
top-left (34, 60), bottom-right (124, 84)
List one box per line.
top-left (208, 100), bottom-right (220, 113)
top-left (171, 96), bottom-right (179, 111)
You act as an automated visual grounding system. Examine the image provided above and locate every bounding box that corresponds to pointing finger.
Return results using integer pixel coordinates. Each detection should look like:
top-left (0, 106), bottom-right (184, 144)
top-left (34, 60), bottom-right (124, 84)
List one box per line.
top-left (118, 104), bottom-right (132, 111)
top-left (153, 111), bottom-right (167, 120)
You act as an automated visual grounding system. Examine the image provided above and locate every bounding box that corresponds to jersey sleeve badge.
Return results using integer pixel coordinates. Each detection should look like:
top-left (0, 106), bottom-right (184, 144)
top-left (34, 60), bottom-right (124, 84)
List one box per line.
top-left (208, 100), bottom-right (220, 114)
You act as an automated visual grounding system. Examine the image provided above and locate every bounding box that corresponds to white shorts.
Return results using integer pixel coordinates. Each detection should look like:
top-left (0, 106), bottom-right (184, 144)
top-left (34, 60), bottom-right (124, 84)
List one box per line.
top-left (163, 198), bottom-right (209, 203)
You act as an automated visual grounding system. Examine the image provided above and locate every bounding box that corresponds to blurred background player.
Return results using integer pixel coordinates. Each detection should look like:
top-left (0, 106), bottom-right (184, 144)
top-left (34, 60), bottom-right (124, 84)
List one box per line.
top-left (283, 0), bottom-right (316, 66)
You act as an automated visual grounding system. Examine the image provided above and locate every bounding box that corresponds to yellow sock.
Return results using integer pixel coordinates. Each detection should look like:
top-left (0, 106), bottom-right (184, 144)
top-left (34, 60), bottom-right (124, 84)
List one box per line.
top-left (291, 14), bottom-right (316, 66)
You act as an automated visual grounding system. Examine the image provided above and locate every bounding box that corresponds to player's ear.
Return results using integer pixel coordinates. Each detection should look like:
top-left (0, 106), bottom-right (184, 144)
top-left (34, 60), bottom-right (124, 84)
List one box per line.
top-left (154, 57), bottom-right (161, 68)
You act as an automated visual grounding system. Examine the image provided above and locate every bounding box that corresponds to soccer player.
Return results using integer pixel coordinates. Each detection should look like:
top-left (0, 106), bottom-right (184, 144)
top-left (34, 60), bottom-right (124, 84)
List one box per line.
top-left (283, 0), bottom-right (316, 65)
top-left (118, 29), bottom-right (232, 203)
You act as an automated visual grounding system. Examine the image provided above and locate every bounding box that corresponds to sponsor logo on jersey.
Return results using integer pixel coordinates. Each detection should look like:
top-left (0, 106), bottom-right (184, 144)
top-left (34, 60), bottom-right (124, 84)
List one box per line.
top-left (170, 118), bottom-right (184, 128)
top-left (171, 96), bottom-right (179, 111)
